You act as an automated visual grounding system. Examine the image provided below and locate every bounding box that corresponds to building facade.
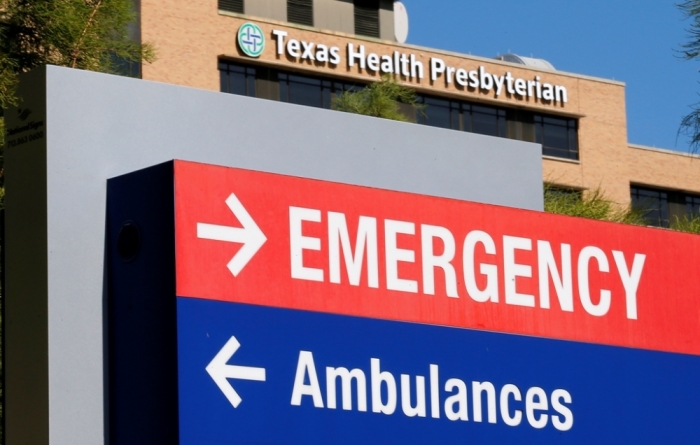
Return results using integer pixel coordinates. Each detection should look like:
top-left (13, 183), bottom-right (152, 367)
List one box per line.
top-left (138, 0), bottom-right (700, 227)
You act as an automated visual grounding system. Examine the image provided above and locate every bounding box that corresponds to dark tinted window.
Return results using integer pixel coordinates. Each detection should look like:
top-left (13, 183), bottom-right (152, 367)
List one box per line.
top-left (220, 60), bottom-right (362, 108)
top-left (631, 186), bottom-right (670, 227)
top-left (278, 72), bottom-right (356, 109)
top-left (417, 96), bottom-right (507, 137)
top-left (470, 105), bottom-right (506, 137)
top-left (219, 62), bottom-right (256, 97)
top-left (686, 194), bottom-right (700, 216)
top-left (279, 73), bottom-right (360, 109)
top-left (280, 74), bottom-right (325, 108)
top-left (218, 0), bottom-right (243, 13)
top-left (631, 186), bottom-right (700, 227)
top-left (417, 97), bottom-right (458, 130)
top-left (288, 0), bottom-right (313, 26)
top-left (354, 0), bottom-right (380, 38)
top-left (535, 115), bottom-right (578, 160)
top-left (218, 60), bottom-right (579, 160)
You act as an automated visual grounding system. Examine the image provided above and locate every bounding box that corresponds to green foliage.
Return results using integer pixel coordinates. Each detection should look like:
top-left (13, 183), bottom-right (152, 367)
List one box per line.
top-left (0, 58), bottom-right (18, 112)
top-left (0, 0), bottom-right (156, 74)
top-left (678, 1), bottom-right (700, 152)
top-left (544, 184), bottom-right (646, 225)
top-left (679, 107), bottom-right (700, 152)
top-left (333, 76), bottom-right (421, 122)
top-left (0, 116), bottom-right (5, 162)
top-left (671, 213), bottom-right (700, 234)
top-left (0, 24), bottom-right (19, 190)
top-left (679, 1), bottom-right (700, 59)
top-left (0, 3), bottom-right (154, 437)
top-left (0, 0), bottom-right (156, 209)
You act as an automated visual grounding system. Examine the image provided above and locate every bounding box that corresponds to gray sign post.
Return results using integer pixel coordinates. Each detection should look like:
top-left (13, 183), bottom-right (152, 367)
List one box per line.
top-left (4, 65), bottom-right (543, 444)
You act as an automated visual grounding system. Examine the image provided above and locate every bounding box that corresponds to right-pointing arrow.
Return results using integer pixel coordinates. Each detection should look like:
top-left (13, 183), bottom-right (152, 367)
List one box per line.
top-left (197, 193), bottom-right (267, 277)
top-left (206, 336), bottom-right (267, 409)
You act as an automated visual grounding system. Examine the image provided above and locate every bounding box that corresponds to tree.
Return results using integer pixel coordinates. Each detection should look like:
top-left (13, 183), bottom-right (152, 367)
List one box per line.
top-left (333, 75), bottom-right (422, 122)
top-left (0, 2), bottom-right (155, 439)
top-left (0, 42), bottom-right (19, 208)
top-left (0, 0), bottom-right (156, 206)
top-left (678, 0), bottom-right (700, 152)
top-left (0, 0), bottom-right (155, 74)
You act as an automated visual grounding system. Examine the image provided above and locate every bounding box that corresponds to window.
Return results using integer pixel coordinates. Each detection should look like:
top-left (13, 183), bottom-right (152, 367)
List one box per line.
top-left (288, 0), bottom-right (313, 26)
top-left (416, 96), bottom-right (526, 139)
top-left (354, 0), bottom-right (380, 38)
top-left (470, 105), bottom-right (507, 137)
top-left (220, 60), bottom-right (360, 108)
top-left (112, 56), bottom-right (142, 78)
top-left (417, 96), bottom-right (460, 130)
top-left (218, 0), bottom-right (243, 14)
top-left (687, 195), bottom-right (700, 216)
top-left (631, 186), bottom-right (670, 227)
top-left (279, 73), bottom-right (359, 109)
top-left (535, 115), bottom-right (578, 160)
top-left (631, 185), bottom-right (700, 227)
top-left (218, 60), bottom-right (579, 159)
top-left (280, 74), bottom-right (330, 108)
top-left (219, 62), bottom-right (256, 97)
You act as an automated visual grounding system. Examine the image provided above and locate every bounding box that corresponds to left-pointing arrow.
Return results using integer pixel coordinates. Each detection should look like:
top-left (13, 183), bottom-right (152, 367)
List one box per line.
top-left (206, 336), bottom-right (267, 409)
top-left (197, 193), bottom-right (267, 277)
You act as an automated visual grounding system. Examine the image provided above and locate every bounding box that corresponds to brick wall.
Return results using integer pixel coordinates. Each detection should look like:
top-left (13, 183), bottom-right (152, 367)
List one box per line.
top-left (141, 0), bottom-right (697, 206)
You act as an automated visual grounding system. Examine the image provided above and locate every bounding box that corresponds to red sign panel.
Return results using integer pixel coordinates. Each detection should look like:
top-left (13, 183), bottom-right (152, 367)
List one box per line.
top-left (174, 160), bottom-right (700, 355)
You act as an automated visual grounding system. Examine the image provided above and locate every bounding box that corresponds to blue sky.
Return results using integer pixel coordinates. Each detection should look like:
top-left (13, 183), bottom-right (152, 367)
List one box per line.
top-left (401, 0), bottom-right (698, 153)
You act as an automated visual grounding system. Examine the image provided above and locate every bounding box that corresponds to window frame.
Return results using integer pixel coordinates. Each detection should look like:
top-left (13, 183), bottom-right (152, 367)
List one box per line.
top-left (631, 185), bottom-right (700, 227)
top-left (218, 59), bottom-right (580, 160)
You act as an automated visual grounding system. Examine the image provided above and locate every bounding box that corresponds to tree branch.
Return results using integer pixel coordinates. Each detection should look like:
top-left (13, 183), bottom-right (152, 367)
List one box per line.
top-left (70, 0), bottom-right (104, 69)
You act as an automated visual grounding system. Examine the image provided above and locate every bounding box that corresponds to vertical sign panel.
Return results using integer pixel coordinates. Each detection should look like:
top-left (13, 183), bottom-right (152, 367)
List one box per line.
top-left (177, 299), bottom-right (700, 444)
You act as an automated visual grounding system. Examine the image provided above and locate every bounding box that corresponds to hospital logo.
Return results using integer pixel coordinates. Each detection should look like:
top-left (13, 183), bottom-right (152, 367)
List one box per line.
top-left (238, 23), bottom-right (265, 58)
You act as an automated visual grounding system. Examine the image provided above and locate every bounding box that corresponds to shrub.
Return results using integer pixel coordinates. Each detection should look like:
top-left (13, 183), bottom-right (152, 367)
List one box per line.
top-left (544, 185), bottom-right (646, 225)
top-left (333, 76), bottom-right (421, 122)
top-left (671, 213), bottom-right (700, 234)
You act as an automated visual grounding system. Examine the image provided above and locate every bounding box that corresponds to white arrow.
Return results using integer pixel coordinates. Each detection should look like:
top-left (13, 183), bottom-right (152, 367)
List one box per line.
top-left (197, 193), bottom-right (267, 277)
top-left (206, 336), bottom-right (267, 409)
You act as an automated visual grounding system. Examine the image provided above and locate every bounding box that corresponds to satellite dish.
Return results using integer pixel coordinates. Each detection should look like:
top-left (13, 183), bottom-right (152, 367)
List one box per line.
top-left (394, 2), bottom-right (409, 44)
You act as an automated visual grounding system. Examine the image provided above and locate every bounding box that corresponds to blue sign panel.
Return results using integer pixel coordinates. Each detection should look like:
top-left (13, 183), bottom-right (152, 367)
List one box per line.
top-left (177, 297), bottom-right (700, 444)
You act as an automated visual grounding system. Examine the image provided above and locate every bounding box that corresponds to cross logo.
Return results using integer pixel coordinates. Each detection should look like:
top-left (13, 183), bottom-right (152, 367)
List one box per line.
top-left (238, 23), bottom-right (265, 58)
